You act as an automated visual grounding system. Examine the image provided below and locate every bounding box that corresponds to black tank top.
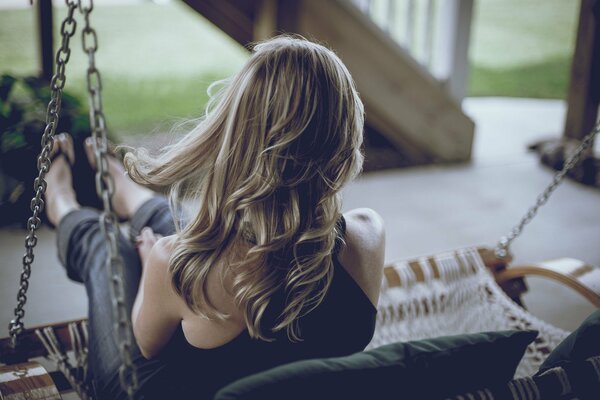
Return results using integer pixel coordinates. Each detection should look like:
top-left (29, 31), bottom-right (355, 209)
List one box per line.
top-left (137, 216), bottom-right (377, 400)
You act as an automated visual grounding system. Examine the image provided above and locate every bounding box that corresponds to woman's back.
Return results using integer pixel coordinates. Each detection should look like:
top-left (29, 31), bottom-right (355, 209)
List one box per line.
top-left (132, 212), bottom-right (382, 399)
top-left (173, 209), bottom-right (384, 349)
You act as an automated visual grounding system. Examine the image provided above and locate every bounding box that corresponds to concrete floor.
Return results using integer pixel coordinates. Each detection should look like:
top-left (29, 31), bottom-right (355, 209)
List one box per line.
top-left (0, 97), bottom-right (598, 343)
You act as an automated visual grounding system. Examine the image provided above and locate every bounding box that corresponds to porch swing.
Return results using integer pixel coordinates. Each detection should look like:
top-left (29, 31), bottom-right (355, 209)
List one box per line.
top-left (1, 1), bottom-right (600, 399)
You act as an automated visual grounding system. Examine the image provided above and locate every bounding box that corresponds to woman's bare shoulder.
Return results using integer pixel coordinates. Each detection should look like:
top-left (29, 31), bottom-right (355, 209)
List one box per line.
top-left (142, 234), bottom-right (190, 315)
top-left (148, 235), bottom-right (177, 266)
top-left (343, 208), bottom-right (385, 249)
top-left (337, 208), bottom-right (386, 307)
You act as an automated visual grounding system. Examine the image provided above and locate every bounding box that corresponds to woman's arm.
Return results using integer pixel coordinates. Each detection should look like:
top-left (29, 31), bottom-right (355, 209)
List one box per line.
top-left (339, 208), bottom-right (386, 308)
top-left (132, 234), bottom-right (182, 359)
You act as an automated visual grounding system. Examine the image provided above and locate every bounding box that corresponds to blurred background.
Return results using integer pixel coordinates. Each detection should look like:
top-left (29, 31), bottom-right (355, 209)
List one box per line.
top-left (0, 0), bottom-right (598, 341)
top-left (0, 0), bottom-right (581, 142)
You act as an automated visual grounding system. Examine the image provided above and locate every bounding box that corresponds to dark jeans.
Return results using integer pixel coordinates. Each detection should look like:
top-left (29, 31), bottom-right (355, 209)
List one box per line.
top-left (57, 196), bottom-right (175, 399)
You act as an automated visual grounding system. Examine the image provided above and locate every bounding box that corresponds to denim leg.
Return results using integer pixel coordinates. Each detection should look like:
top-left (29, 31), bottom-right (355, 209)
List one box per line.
top-left (56, 208), bottom-right (163, 399)
top-left (128, 196), bottom-right (176, 243)
top-left (56, 197), bottom-right (179, 399)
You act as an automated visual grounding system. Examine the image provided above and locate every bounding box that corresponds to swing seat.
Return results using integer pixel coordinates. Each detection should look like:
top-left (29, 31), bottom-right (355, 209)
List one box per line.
top-left (369, 247), bottom-right (598, 378)
top-left (1, 247), bottom-right (599, 398)
top-left (0, 361), bottom-right (61, 400)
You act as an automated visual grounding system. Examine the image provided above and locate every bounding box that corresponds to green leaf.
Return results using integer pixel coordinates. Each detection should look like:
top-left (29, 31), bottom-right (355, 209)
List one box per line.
top-left (1, 130), bottom-right (27, 152)
top-left (0, 75), bottom-right (17, 103)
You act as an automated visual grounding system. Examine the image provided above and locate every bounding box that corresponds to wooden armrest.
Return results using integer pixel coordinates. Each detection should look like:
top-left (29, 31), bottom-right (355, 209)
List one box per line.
top-left (496, 258), bottom-right (600, 308)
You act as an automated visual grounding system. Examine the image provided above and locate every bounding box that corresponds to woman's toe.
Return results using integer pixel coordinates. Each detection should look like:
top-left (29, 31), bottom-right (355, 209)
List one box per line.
top-left (50, 133), bottom-right (63, 159)
top-left (45, 134), bottom-right (80, 227)
top-left (51, 133), bottom-right (75, 164)
top-left (61, 133), bottom-right (76, 164)
top-left (84, 137), bottom-right (97, 170)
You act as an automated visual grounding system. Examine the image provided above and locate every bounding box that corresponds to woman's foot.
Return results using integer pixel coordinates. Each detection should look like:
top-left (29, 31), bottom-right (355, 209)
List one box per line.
top-left (45, 134), bottom-right (80, 227)
top-left (84, 138), bottom-right (154, 220)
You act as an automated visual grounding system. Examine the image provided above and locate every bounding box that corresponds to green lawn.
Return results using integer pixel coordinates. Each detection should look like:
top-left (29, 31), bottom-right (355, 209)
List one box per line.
top-left (0, 1), bottom-right (580, 139)
top-left (469, 0), bottom-right (578, 99)
top-left (0, 2), bottom-right (249, 138)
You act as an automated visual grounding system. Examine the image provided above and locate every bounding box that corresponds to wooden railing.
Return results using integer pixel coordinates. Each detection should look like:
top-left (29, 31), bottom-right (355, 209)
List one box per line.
top-left (352, 0), bottom-right (474, 102)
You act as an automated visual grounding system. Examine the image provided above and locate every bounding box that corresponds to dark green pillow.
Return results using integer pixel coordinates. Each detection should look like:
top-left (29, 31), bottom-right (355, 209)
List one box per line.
top-left (214, 330), bottom-right (538, 400)
top-left (539, 309), bottom-right (600, 372)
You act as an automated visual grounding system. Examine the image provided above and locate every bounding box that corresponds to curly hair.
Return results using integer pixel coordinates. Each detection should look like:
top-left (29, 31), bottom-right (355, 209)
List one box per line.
top-left (124, 35), bottom-right (364, 341)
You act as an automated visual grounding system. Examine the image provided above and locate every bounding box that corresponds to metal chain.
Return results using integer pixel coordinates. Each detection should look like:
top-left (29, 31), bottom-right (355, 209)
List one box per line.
top-left (12, 2), bottom-right (593, 396)
top-left (8, 0), bottom-right (79, 348)
top-left (77, 1), bottom-right (138, 398)
top-left (495, 121), bottom-right (600, 258)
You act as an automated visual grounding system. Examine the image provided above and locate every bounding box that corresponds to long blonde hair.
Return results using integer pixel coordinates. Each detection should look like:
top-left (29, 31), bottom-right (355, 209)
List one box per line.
top-left (124, 35), bottom-right (364, 341)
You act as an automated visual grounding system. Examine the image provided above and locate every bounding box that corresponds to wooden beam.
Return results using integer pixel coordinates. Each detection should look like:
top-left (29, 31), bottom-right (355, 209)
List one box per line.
top-left (36, 0), bottom-right (54, 81)
top-left (182, 0), bottom-right (475, 163)
top-left (181, 0), bottom-right (255, 46)
top-left (297, 0), bottom-right (475, 162)
top-left (563, 0), bottom-right (600, 141)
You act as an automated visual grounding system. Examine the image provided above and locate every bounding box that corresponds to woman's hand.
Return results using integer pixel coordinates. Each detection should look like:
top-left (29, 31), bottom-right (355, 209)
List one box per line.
top-left (136, 227), bottom-right (162, 268)
top-left (132, 234), bottom-right (181, 359)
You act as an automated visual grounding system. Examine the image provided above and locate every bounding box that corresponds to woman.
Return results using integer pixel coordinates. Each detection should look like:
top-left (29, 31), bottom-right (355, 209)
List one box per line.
top-left (45, 36), bottom-right (385, 399)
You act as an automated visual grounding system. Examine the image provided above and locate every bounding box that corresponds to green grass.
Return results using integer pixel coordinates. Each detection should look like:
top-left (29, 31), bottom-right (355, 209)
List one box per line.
top-left (0, 2), bottom-right (249, 138)
top-left (0, 0), bottom-right (581, 138)
top-left (67, 73), bottom-right (222, 135)
top-left (469, 56), bottom-right (572, 99)
top-left (468, 0), bottom-right (578, 98)
top-left (369, 0), bottom-right (579, 99)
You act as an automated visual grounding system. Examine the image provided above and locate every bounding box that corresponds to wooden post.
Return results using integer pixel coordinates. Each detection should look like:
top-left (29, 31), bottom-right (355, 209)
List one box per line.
top-left (353, 0), bottom-right (372, 14)
top-left (275, 0), bottom-right (300, 34)
top-left (405, 0), bottom-right (416, 51)
top-left (36, 0), bottom-right (54, 81)
top-left (253, 0), bottom-right (300, 41)
top-left (422, 0), bottom-right (435, 68)
top-left (254, 0), bottom-right (278, 41)
top-left (563, 0), bottom-right (600, 141)
top-left (432, 0), bottom-right (474, 102)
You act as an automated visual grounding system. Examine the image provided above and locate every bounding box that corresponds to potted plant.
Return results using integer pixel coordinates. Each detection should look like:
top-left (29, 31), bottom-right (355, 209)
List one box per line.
top-left (0, 74), bottom-right (97, 227)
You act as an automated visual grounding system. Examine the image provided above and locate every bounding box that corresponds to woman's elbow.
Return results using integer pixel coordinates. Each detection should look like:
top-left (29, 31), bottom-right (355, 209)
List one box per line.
top-left (133, 322), bottom-right (159, 360)
top-left (136, 336), bottom-right (160, 360)
top-left (139, 345), bottom-right (158, 360)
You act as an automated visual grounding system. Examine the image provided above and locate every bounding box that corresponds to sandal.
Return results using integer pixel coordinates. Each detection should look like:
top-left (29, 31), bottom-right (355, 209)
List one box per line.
top-left (79, 137), bottom-right (130, 220)
top-left (43, 133), bottom-right (76, 228)
top-left (48, 133), bottom-right (75, 166)
top-left (42, 133), bottom-right (128, 227)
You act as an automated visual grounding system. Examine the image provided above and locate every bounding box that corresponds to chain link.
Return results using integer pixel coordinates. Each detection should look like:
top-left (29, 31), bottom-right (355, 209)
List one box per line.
top-left (10, 1), bottom-right (139, 397)
top-left (495, 122), bottom-right (600, 258)
top-left (77, 1), bottom-right (138, 397)
top-left (8, 0), bottom-right (78, 348)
